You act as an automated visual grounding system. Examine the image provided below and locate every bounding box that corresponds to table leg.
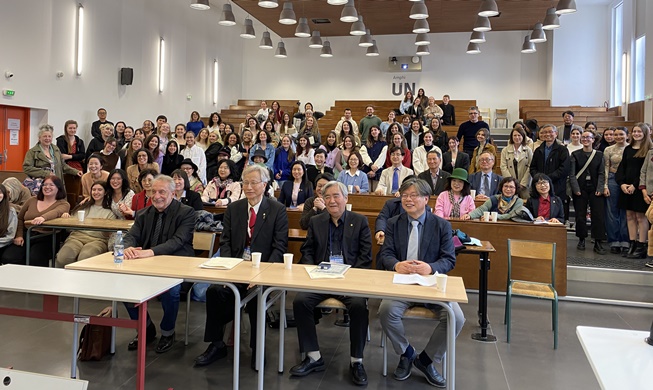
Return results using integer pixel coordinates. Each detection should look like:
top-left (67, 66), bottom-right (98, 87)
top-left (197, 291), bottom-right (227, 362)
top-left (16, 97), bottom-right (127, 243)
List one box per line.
top-left (70, 297), bottom-right (79, 379)
top-left (471, 253), bottom-right (497, 342)
top-left (111, 301), bottom-right (117, 354)
top-left (25, 226), bottom-right (32, 265)
top-left (223, 284), bottom-right (242, 390)
top-left (136, 301), bottom-right (147, 390)
top-left (257, 287), bottom-right (278, 390)
top-left (442, 303), bottom-right (455, 390)
top-left (278, 292), bottom-right (285, 374)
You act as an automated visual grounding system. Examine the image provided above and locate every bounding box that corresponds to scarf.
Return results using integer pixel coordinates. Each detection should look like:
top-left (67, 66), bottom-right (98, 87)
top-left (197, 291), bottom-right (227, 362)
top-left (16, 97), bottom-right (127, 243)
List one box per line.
top-left (448, 190), bottom-right (462, 218)
top-left (212, 177), bottom-right (234, 200)
top-left (498, 195), bottom-right (518, 215)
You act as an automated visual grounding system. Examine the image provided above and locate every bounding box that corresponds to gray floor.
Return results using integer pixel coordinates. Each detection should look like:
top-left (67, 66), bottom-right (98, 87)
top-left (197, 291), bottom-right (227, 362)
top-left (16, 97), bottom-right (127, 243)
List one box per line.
top-left (1, 285), bottom-right (651, 390)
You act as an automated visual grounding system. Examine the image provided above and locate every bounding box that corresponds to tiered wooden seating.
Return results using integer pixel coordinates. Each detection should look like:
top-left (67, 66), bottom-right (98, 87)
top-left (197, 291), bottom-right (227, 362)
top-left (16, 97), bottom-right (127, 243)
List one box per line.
top-left (519, 99), bottom-right (636, 131)
top-left (209, 99), bottom-right (301, 128)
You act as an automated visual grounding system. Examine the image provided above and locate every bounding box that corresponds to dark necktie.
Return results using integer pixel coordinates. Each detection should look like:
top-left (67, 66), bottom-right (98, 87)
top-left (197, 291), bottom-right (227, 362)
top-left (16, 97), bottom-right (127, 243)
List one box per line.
top-left (151, 213), bottom-right (163, 247)
top-left (247, 207), bottom-right (256, 245)
top-left (482, 174), bottom-right (490, 195)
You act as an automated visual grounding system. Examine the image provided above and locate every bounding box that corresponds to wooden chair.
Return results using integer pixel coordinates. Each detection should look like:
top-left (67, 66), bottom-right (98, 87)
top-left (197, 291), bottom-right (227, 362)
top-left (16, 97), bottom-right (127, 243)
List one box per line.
top-left (314, 297), bottom-right (371, 339)
top-left (184, 231), bottom-right (218, 345)
top-left (494, 109), bottom-right (509, 128)
top-left (504, 239), bottom-right (558, 349)
top-left (478, 107), bottom-right (491, 126)
top-left (381, 306), bottom-right (442, 377)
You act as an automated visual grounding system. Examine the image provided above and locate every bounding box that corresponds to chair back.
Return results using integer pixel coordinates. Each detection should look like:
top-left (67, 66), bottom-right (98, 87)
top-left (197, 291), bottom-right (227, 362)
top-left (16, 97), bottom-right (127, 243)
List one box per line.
top-left (507, 239), bottom-right (556, 287)
top-left (192, 231), bottom-right (217, 257)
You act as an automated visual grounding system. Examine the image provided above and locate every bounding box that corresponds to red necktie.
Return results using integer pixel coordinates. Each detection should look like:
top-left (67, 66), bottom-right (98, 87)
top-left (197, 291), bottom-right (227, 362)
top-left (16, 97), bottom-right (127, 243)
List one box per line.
top-left (248, 208), bottom-right (256, 238)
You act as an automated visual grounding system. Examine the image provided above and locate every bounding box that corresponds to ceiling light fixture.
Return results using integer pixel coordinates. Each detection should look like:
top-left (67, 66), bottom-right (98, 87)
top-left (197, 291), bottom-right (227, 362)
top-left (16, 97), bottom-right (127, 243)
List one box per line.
top-left (409, 0), bottom-right (428, 20)
top-left (413, 19), bottom-right (430, 34)
top-left (259, 31), bottom-right (273, 49)
top-left (295, 17), bottom-right (311, 37)
top-left (359, 29), bottom-right (373, 47)
top-left (279, 2), bottom-right (297, 25)
top-left (327, 0), bottom-right (348, 5)
top-left (320, 40), bottom-right (333, 57)
top-left (258, 0), bottom-right (279, 8)
top-left (275, 41), bottom-right (287, 58)
top-left (309, 31), bottom-right (323, 48)
top-left (415, 33), bottom-right (430, 46)
top-left (366, 40), bottom-right (379, 56)
top-left (219, 3), bottom-right (236, 26)
top-left (470, 31), bottom-right (486, 43)
top-left (416, 45), bottom-right (430, 56)
top-left (542, 8), bottom-right (560, 30)
top-left (521, 35), bottom-right (536, 53)
top-left (478, 0), bottom-right (499, 17)
top-left (530, 23), bottom-right (547, 43)
top-left (340, 0), bottom-right (359, 23)
top-left (240, 18), bottom-right (256, 39)
top-left (466, 42), bottom-right (481, 54)
top-left (190, 0), bottom-right (210, 10)
top-left (473, 15), bottom-right (491, 32)
top-left (350, 14), bottom-right (366, 35)
top-left (556, 0), bottom-right (577, 15)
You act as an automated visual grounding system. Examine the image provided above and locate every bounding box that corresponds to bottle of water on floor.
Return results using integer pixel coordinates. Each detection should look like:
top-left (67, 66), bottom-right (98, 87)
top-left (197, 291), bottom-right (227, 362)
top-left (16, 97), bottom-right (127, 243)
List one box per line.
top-left (114, 230), bottom-right (124, 265)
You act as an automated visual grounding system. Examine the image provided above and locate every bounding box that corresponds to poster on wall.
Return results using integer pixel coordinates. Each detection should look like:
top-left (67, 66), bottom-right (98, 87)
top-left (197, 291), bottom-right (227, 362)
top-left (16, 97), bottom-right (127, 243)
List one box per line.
top-left (7, 118), bottom-right (20, 130)
top-left (10, 130), bottom-right (19, 145)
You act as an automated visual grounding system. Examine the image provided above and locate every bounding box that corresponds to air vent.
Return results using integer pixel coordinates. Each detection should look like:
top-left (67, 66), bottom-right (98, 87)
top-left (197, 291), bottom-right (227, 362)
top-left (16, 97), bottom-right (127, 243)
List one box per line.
top-left (311, 18), bottom-right (331, 24)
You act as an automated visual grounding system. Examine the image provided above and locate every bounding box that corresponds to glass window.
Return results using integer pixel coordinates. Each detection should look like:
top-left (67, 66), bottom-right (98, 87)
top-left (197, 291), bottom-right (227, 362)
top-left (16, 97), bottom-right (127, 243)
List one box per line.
top-left (612, 2), bottom-right (623, 106)
top-left (634, 35), bottom-right (646, 102)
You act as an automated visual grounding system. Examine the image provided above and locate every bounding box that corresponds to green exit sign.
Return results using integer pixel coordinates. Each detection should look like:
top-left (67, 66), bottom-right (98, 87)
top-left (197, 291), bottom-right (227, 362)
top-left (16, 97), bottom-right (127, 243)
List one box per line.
top-left (2, 89), bottom-right (15, 96)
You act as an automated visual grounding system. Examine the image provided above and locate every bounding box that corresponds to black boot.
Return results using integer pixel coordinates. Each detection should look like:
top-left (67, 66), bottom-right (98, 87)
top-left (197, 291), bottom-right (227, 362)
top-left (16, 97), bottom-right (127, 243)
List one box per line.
top-left (593, 240), bottom-right (607, 255)
top-left (628, 242), bottom-right (647, 259)
top-left (622, 240), bottom-right (636, 257)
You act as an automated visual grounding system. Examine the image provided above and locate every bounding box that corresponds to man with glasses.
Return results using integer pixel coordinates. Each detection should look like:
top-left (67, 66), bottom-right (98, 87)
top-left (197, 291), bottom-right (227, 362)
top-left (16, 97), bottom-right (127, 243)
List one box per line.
top-left (375, 146), bottom-right (414, 196)
top-left (456, 106), bottom-right (490, 156)
top-left (289, 181), bottom-right (372, 385)
top-left (91, 107), bottom-right (113, 139)
top-left (530, 124), bottom-right (571, 223)
top-left (378, 178), bottom-right (463, 388)
top-left (469, 151), bottom-right (502, 199)
top-left (194, 164), bottom-right (288, 369)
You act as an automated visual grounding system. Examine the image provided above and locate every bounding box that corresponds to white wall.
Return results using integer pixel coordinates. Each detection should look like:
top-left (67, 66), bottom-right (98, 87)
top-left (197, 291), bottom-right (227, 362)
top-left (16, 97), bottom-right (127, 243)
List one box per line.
top-left (240, 30), bottom-right (549, 123)
top-left (551, 2), bottom-right (611, 107)
top-left (0, 0), bottom-right (245, 142)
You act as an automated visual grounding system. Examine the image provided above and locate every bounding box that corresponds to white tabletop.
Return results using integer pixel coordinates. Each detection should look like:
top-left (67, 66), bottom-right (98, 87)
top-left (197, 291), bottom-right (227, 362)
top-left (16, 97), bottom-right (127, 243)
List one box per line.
top-left (0, 368), bottom-right (88, 390)
top-left (0, 265), bottom-right (182, 303)
top-left (576, 326), bottom-right (653, 390)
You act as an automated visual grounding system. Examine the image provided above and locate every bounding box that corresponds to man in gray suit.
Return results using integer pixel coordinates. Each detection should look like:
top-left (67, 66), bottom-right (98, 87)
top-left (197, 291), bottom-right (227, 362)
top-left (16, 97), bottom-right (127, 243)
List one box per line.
top-left (289, 181), bottom-right (372, 386)
top-left (378, 179), bottom-right (465, 388)
top-left (417, 150), bottom-right (450, 196)
top-left (468, 151), bottom-right (502, 199)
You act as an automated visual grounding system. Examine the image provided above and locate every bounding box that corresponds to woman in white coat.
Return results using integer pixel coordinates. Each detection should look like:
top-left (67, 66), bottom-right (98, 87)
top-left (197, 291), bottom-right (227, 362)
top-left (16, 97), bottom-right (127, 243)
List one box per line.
top-left (500, 126), bottom-right (533, 199)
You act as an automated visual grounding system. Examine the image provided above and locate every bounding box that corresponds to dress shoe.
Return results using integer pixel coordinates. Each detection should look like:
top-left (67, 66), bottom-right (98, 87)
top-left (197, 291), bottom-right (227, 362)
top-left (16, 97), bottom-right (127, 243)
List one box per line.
top-left (289, 357), bottom-right (325, 377)
top-left (628, 242), bottom-right (647, 259)
top-left (350, 362), bottom-right (368, 386)
top-left (393, 354), bottom-right (415, 381)
top-left (155, 333), bottom-right (175, 354)
top-left (413, 359), bottom-right (446, 388)
top-left (610, 246), bottom-right (621, 254)
top-left (127, 323), bottom-right (157, 351)
top-left (576, 239), bottom-right (585, 251)
top-left (593, 240), bottom-right (606, 255)
top-left (194, 343), bottom-right (228, 367)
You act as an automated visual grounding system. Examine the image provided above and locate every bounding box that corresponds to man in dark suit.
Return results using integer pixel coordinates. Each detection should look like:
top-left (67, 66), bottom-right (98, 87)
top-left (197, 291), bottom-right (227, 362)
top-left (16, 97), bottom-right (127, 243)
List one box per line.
top-left (469, 151), bottom-right (502, 199)
top-left (123, 175), bottom-right (195, 353)
top-left (289, 181), bottom-right (372, 386)
top-left (530, 124), bottom-right (570, 222)
top-left (194, 164), bottom-right (288, 369)
top-left (417, 150), bottom-right (450, 196)
top-left (438, 94), bottom-right (455, 125)
top-left (378, 179), bottom-right (464, 388)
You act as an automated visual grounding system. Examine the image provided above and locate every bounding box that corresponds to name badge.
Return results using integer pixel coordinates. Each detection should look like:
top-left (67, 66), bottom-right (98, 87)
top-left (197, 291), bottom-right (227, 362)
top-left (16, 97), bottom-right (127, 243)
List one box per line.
top-left (243, 247), bottom-right (252, 261)
top-left (329, 254), bottom-right (344, 264)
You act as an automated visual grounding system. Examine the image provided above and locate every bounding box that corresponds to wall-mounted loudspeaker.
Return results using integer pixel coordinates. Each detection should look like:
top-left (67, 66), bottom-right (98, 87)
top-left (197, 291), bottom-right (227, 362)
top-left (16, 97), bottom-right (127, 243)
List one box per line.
top-left (120, 68), bottom-right (133, 85)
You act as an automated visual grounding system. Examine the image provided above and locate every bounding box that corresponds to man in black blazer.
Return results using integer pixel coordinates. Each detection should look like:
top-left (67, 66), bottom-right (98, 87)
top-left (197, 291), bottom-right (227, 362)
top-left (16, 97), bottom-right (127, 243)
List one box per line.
top-left (289, 181), bottom-right (372, 386)
top-left (417, 149), bottom-right (451, 196)
top-left (530, 124), bottom-right (570, 221)
top-left (469, 151), bottom-right (502, 198)
top-left (194, 164), bottom-right (288, 369)
top-left (378, 179), bottom-right (464, 388)
top-left (123, 175), bottom-right (196, 353)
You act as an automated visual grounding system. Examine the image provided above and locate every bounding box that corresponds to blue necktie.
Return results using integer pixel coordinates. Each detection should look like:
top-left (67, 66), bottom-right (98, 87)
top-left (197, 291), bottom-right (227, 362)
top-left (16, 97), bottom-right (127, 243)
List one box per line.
top-left (392, 168), bottom-right (399, 193)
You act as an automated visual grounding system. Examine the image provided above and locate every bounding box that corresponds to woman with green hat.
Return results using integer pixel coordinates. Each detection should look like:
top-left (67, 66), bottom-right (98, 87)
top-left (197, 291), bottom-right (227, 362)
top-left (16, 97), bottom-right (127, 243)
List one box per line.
top-left (434, 168), bottom-right (476, 218)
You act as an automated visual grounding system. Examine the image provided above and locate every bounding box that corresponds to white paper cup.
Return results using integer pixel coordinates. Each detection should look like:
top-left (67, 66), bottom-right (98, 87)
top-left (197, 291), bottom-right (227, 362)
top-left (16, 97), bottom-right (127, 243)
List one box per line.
top-left (346, 204), bottom-right (352, 211)
top-left (436, 274), bottom-right (448, 292)
top-left (470, 190), bottom-right (476, 198)
top-left (283, 253), bottom-right (293, 270)
top-left (347, 185), bottom-right (353, 193)
top-left (77, 210), bottom-right (85, 222)
top-left (490, 211), bottom-right (498, 222)
top-left (483, 211), bottom-right (490, 221)
top-left (251, 252), bottom-right (262, 268)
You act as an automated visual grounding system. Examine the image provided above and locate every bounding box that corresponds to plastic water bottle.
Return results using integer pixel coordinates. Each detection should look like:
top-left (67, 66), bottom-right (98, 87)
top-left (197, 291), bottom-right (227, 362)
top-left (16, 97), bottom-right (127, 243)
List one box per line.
top-left (114, 230), bottom-right (124, 265)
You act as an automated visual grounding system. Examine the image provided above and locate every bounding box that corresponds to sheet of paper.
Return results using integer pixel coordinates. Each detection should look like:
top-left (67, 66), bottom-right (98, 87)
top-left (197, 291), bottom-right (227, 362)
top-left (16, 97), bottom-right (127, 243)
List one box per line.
top-left (305, 264), bottom-right (350, 279)
top-left (200, 257), bottom-right (243, 270)
top-left (392, 273), bottom-right (438, 287)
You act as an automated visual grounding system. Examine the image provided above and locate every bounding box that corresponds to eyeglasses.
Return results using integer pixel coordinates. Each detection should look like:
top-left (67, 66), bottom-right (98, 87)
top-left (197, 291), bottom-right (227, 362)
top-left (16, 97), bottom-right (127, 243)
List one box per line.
top-left (503, 185), bottom-right (516, 189)
top-left (536, 181), bottom-right (550, 187)
top-left (479, 158), bottom-right (494, 162)
top-left (401, 193), bottom-right (424, 200)
top-left (242, 180), bottom-right (263, 187)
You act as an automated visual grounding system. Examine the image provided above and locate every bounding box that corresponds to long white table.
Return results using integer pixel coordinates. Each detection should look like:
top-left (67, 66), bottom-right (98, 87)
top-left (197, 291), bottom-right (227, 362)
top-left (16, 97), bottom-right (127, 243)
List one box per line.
top-left (0, 265), bottom-right (182, 390)
top-left (0, 368), bottom-right (88, 390)
top-left (577, 326), bottom-right (653, 390)
top-left (252, 263), bottom-right (469, 390)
